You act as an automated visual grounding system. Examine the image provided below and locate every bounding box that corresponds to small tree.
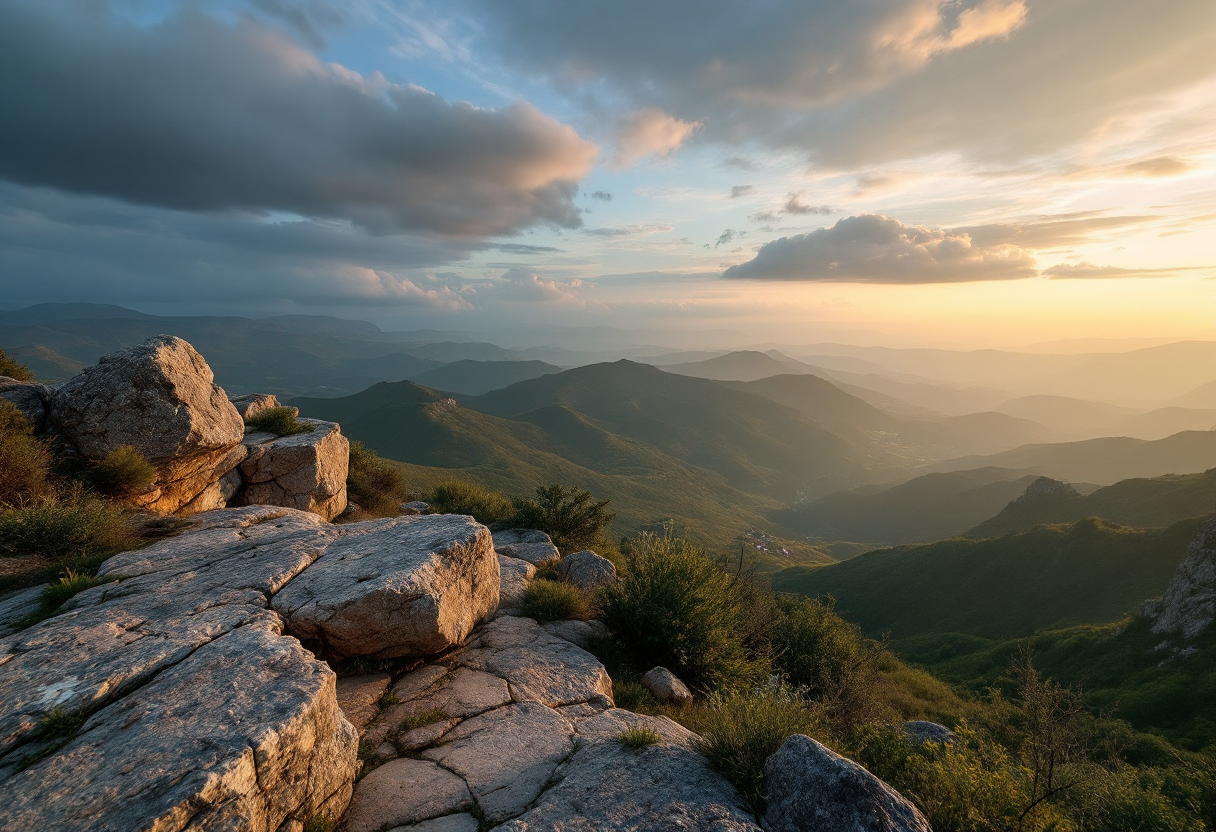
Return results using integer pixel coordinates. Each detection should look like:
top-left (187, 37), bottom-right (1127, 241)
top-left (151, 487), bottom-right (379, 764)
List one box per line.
top-left (510, 484), bottom-right (614, 552)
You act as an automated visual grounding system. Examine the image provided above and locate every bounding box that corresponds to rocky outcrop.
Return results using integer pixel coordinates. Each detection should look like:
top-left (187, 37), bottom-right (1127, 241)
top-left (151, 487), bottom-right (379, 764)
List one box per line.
top-left (229, 391), bottom-right (281, 419)
top-left (1142, 517), bottom-right (1216, 639)
top-left (493, 528), bottom-right (560, 564)
top-left (643, 666), bottom-right (695, 704)
top-left (46, 335), bottom-right (246, 513)
top-left (903, 720), bottom-right (957, 746)
top-left (273, 514), bottom-right (499, 659)
top-left (0, 377), bottom-right (53, 432)
top-left (0, 506), bottom-right (357, 830)
top-left (240, 418), bottom-right (349, 520)
top-left (764, 734), bottom-right (931, 832)
top-left (559, 549), bottom-right (618, 590)
top-left (1017, 476), bottom-right (1080, 503)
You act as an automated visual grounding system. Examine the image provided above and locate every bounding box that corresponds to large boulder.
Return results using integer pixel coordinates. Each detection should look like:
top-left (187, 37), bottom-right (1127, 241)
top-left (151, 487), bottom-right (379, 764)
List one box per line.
top-left (493, 528), bottom-right (560, 564)
top-left (763, 734), bottom-right (931, 832)
top-left (0, 378), bottom-right (53, 432)
top-left (273, 514), bottom-right (499, 659)
top-left (498, 553), bottom-right (536, 611)
top-left (0, 506), bottom-right (358, 830)
top-left (558, 549), bottom-right (618, 590)
top-left (642, 666), bottom-right (695, 704)
top-left (228, 392), bottom-right (280, 419)
top-left (239, 418), bottom-right (349, 520)
top-left (47, 335), bottom-right (245, 513)
top-left (1143, 517), bottom-right (1216, 639)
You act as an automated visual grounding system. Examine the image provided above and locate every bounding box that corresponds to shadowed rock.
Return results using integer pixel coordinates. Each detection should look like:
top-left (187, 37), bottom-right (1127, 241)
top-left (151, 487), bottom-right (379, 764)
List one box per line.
top-left (493, 528), bottom-right (560, 564)
top-left (558, 549), bottom-right (618, 590)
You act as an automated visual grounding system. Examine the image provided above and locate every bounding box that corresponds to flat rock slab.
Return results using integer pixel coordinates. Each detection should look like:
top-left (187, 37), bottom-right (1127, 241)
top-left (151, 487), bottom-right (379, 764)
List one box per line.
top-left (274, 514), bottom-right (499, 659)
top-left (496, 736), bottom-right (760, 832)
top-left (343, 758), bottom-right (472, 832)
top-left (493, 529), bottom-right (560, 565)
top-left (240, 418), bottom-right (350, 520)
top-left (392, 814), bottom-right (480, 832)
top-left (336, 673), bottom-right (391, 734)
top-left (457, 616), bottom-right (613, 707)
top-left (0, 585), bottom-right (45, 638)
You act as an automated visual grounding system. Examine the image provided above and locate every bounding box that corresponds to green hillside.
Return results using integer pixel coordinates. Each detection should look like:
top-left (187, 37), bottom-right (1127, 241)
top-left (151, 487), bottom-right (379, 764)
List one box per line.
top-left (409, 359), bottom-right (562, 395)
top-left (969, 467), bottom-right (1216, 537)
top-left (772, 517), bottom-right (1201, 641)
top-left (777, 468), bottom-right (1040, 545)
top-left (465, 360), bottom-right (902, 500)
top-left (292, 380), bottom-right (834, 566)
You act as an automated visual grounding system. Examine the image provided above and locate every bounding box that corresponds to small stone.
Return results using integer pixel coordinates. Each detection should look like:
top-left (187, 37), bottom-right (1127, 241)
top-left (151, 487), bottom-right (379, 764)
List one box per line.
top-left (763, 734), bottom-right (931, 832)
top-left (558, 550), bottom-right (617, 590)
top-left (344, 758), bottom-right (472, 832)
top-left (642, 666), bottom-right (694, 704)
top-left (492, 529), bottom-right (560, 565)
top-left (902, 720), bottom-right (957, 746)
top-left (336, 673), bottom-right (392, 734)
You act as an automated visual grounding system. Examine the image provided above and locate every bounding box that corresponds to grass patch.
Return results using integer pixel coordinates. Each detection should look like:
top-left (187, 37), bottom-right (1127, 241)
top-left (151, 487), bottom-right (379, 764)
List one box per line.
top-left (346, 441), bottom-right (409, 517)
top-left (246, 406), bottom-right (312, 436)
top-left (521, 578), bottom-right (592, 623)
top-left (0, 401), bottom-right (52, 507)
top-left (509, 484), bottom-right (615, 553)
top-left (20, 568), bottom-right (117, 627)
top-left (0, 491), bottom-right (137, 564)
top-left (428, 479), bottom-right (515, 525)
top-left (82, 445), bottom-right (156, 499)
top-left (398, 708), bottom-right (448, 734)
top-left (0, 348), bottom-right (34, 382)
top-left (17, 707), bottom-right (86, 771)
top-left (617, 725), bottom-right (662, 750)
top-left (301, 818), bottom-right (337, 832)
top-left (611, 676), bottom-right (660, 712)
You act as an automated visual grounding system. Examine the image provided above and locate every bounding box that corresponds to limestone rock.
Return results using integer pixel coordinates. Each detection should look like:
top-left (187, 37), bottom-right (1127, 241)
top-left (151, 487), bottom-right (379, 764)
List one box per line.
top-left (497, 734), bottom-right (760, 832)
top-left (558, 550), bottom-right (617, 590)
top-left (0, 379), bottom-right (52, 432)
top-left (239, 418), bottom-right (349, 520)
top-left (1142, 517), bottom-right (1216, 639)
top-left (763, 734), bottom-right (931, 832)
top-left (336, 673), bottom-right (391, 734)
top-left (422, 702), bottom-right (576, 823)
top-left (499, 554), bottom-right (536, 611)
top-left (642, 666), bottom-right (695, 704)
top-left (343, 758), bottom-right (472, 832)
top-left (457, 615), bottom-right (614, 707)
top-left (493, 528), bottom-right (560, 564)
top-left (543, 618), bottom-right (609, 648)
top-left (273, 514), bottom-right (499, 659)
top-left (229, 392), bottom-right (280, 419)
top-left (47, 335), bottom-right (245, 513)
top-left (902, 720), bottom-right (957, 746)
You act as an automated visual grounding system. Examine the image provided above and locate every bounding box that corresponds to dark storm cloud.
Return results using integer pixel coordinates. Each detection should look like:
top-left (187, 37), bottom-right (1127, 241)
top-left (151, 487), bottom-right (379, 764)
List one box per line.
top-left (0, 3), bottom-right (598, 237)
top-left (723, 214), bottom-right (1036, 283)
top-left (468, 0), bottom-right (1216, 165)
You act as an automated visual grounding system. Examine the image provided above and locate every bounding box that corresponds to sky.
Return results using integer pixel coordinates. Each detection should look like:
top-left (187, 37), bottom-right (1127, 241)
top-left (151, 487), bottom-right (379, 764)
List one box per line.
top-left (1, 0), bottom-right (1214, 347)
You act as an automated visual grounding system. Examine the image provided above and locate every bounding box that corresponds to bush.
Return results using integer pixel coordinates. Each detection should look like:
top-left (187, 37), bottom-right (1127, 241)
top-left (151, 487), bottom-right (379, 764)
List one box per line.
top-left (509, 484), bottom-right (615, 552)
top-left (600, 530), bottom-right (767, 691)
top-left (428, 479), bottom-right (514, 525)
top-left (21, 568), bottom-right (117, 627)
top-left (83, 445), bottom-right (156, 499)
top-left (618, 726), bottom-right (662, 750)
top-left (0, 491), bottom-right (136, 566)
top-left (245, 406), bottom-right (312, 436)
top-left (690, 686), bottom-right (821, 812)
top-left (522, 578), bottom-right (593, 623)
top-left (0, 348), bottom-right (34, 381)
top-left (346, 441), bottom-right (408, 517)
top-left (0, 401), bottom-right (51, 507)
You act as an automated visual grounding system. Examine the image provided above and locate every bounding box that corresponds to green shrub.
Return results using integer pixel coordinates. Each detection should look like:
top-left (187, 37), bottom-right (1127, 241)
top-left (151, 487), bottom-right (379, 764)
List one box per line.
top-left (83, 445), bottom-right (156, 498)
top-left (20, 568), bottom-right (118, 627)
top-left (0, 491), bottom-right (136, 565)
top-left (690, 687), bottom-right (821, 812)
top-left (617, 726), bottom-right (662, 750)
top-left (509, 484), bottom-right (615, 553)
top-left (612, 676), bottom-right (660, 712)
top-left (346, 441), bottom-right (408, 517)
top-left (600, 530), bottom-right (766, 691)
top-left (522, 578), bottom-right (593, 623)
top-left (428, 479), bottom-right (514, 525)
top-left (246, 406), bottom-right (312, 436)
top-left (0, 348), bottom-right (34, 382)
top-left (0, 401), bottom-right (51, 507)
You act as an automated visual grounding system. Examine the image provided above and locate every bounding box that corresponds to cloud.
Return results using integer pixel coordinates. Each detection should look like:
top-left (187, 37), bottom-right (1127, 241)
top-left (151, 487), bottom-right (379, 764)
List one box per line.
top-left (1119, 157), bottom-right (1193, 178)
top-left (729, 185), bottom-right (756, 199)
top-left (583, 223), bottom-right (674, 238)
top-left (1043, 262), bottom-right (1210, 279)
top-left (0, 4), bottom-right (598, 237)
top-left (611, 108), bottom-right (701, 169)
top-left (715, 229), bottom-right (744, 248)
top-left (750, 192), bottom-right (834, 223)
top-left (723, 214), bottom-right (1036, 283)
top-left (589, 191), bottom-right (613, 201)
top-left (489, 267), bottom-right (589, 302)
top-left (957, 213), bottom-right (1158, 249)
top-left (495, 243), bottom-right (563, 254)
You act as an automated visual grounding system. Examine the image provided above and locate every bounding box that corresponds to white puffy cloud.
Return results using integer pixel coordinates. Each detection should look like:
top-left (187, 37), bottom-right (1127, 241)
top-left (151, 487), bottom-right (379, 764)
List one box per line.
top-left (488, 267), bottom-right (590, 302)
top-left (611, 108), bottom-right (701, 169)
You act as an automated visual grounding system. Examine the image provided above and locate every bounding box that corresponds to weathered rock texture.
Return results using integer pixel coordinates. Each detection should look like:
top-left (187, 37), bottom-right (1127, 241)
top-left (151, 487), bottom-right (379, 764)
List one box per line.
top-left (0, 378), bottom-right (52, 432)
top-left (47, 335), bottom-right (246, 513)
top-left (498, 554), bottom-right (536, 612)
top-left (0, 506), bottom-right (358, 831)
top-left (493, 529), bottom-right (560, 564)
top-left (764, 734), bottom-right (931, 832)
top-left (1143, 517), bottom-right (1216, 639)
top-left (229, 392), bottom-right (281, 419)
top-left (558, 549), bottom-right (618, 590)
top-left (240, 418), bottom-right (349, 520)
top-left (273, 514), bottom-right (498, 659)
top-left (642, 666), bottom-right (695, 704)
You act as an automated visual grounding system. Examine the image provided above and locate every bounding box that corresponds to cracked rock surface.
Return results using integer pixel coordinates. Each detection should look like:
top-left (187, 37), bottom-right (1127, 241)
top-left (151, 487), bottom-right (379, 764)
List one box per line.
top-left (240, 418), bottom-right (350, 520)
